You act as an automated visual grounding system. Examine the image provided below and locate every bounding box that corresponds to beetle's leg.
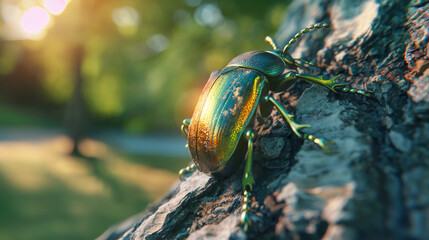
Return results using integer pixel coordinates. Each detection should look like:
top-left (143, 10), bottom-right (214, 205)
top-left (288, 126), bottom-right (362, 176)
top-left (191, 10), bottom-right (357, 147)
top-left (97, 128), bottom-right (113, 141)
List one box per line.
top-left (181, 118), bottom-right (191, 140)
top-left (262, 96), bottom-right (310, 138)
top-left (292, 61), bottom-right (310, 71)
top-left (295, 58), bottom-right (315, 66)
top-left (242, 130), bottom-right (255, 193)
top-left (272, 71), bottom-right (341, 92)
top-left (238, 129), bottom-right (255, 232)
top-left (336, 87), bottom-right (373, 97)
top-left (179, 163), bottom-right (197, 179)
top-left (294, 73), bottom-right (372, 97)
top-left (296, 73), bottom-right (345, 93)
top-left (272, 72), bottom-right (341, 92)
top-left (274, 71), bottom-right (371, 96)
top-left (263, 96), bottom-right (333, 152)
top-left (178, 119), bottom-right (196, 179)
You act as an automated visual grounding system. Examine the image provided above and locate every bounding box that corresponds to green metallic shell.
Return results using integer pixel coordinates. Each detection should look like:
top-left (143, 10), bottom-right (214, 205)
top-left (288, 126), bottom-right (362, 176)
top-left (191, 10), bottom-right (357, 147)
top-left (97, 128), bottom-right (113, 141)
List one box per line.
top-left (188, 68), bottom-right (266, 175)
top-left (226, 51), bottom-right (285, 77)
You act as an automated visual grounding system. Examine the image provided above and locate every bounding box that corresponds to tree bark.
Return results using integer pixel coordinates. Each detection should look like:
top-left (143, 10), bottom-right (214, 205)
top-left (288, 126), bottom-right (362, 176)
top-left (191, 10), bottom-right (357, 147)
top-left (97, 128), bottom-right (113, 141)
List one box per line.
top-left (98, 0), bottom-right (429, 239)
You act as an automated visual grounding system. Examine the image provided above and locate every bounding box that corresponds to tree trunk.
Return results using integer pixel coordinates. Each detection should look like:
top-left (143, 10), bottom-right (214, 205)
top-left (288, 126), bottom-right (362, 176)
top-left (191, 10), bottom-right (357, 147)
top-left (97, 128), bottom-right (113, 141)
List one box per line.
top-left (64, 45), bottom-right (86, 156)
top-left (98, 0), bottom-right (429, 239)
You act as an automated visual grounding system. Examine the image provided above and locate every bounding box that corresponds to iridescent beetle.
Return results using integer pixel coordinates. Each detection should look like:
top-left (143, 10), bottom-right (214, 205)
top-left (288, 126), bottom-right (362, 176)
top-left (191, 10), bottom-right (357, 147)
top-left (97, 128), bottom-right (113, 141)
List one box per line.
top-left (179, 23), bottom-right (370, 231)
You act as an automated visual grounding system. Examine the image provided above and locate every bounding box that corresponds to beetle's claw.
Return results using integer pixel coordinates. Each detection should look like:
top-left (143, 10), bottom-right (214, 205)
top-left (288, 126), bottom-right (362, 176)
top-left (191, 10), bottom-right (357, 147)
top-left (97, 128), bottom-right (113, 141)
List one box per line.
top-left (335, 86), bottom-right (374, 97)
top-left (314, 138), bottom-right (334, 153)
top-left (178, 169), bottom-right (187, 176)
top-left (238, 211), bottom-right (251, 232)
top-left (355, 90), bottom-right (372, 97)
top-left (178, 169), bottom-right (187, 180)
top-left (303, 133), bottom-right (334, 152)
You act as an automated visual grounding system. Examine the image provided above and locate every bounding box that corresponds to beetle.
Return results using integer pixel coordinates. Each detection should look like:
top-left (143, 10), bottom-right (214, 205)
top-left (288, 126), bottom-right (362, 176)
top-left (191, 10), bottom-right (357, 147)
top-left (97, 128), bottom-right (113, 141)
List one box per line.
top-left (178, 23), bottom-right (371, 231)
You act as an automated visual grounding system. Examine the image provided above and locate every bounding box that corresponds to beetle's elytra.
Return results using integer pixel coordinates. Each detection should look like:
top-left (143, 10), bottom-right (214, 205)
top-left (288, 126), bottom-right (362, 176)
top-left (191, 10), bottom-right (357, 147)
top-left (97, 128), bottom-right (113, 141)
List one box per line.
top-left (179, 23), bottom-right (371, 231)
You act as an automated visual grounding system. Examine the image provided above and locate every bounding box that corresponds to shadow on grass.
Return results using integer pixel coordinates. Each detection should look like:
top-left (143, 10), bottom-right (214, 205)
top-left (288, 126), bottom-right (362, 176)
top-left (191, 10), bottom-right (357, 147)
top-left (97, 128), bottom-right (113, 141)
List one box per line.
top-left (81, 156), bottom-right (138, 201)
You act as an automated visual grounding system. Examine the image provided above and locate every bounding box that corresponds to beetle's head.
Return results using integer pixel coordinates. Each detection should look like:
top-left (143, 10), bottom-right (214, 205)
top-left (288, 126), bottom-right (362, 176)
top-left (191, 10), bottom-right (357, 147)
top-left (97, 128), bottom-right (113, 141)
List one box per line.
top-left (265, 36), bottom-right (298, 69)
top-left (279, 51), bottom-right (298, 69)
top-left (266, 49), bottom-right (298, 70)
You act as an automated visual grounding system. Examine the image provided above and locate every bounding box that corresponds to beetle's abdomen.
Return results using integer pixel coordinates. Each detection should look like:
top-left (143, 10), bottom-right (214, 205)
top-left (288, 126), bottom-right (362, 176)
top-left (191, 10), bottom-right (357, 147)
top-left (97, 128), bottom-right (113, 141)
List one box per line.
top-left (188, 68), bottom-right (265, 174)
top-left (226, 51), bottom-right (285, 77)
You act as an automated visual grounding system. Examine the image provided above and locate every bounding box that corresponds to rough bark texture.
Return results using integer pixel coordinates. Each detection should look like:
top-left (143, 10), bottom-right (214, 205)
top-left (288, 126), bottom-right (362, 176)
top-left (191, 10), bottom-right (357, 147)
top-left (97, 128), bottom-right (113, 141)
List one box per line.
top-left (99, 0), bottom-right (429, 239)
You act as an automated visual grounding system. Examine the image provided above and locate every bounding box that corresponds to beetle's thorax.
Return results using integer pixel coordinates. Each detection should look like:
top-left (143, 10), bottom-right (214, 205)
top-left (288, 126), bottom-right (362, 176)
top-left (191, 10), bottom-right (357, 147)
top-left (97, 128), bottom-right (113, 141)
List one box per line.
top-left (225, 50), bottom-right (286, 78)
top-left (264, 50), bottom-right (283, 58)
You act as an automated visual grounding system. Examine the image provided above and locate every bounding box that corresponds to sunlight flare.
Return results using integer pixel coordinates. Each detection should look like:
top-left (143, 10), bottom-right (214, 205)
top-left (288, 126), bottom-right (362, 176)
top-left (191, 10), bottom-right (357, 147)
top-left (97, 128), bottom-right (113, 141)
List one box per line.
top-left (20, 7), bottom-right (50, 34)
top-left (44, 0), bottom-right (67, 15)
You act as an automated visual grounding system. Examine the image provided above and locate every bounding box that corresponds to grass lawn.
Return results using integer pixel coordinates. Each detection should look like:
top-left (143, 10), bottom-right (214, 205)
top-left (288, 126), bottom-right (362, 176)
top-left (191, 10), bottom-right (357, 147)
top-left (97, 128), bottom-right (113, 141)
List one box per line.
top-left (0, 136), bottom-right (187, 240)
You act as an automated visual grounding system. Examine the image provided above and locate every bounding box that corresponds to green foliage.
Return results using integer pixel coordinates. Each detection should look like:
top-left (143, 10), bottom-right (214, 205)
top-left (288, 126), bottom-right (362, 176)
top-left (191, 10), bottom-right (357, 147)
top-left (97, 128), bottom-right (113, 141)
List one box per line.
top-left (0, 0), bottom-right (291, 133)
top-left (0, 103), bottom-right (59, 127)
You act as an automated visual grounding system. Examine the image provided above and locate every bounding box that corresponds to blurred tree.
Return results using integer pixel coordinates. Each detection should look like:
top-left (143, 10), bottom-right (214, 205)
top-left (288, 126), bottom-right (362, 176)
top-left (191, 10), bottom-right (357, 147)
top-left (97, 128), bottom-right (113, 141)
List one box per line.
top-left (40, 0), bottom-right (118, 155)
top-left (64, 45), bottom-right (86, 156)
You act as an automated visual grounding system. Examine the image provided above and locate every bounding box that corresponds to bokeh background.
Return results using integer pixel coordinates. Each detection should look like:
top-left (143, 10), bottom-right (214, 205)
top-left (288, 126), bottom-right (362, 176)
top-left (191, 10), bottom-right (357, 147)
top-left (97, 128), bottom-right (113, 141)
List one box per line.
top-left (0, 0), bottom-right (290, 239)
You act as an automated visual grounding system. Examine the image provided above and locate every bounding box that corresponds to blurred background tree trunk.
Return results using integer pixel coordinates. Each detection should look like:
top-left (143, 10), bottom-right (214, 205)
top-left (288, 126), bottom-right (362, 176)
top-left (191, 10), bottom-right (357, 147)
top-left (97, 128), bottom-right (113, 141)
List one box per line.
top-left (99, 0), bottom-right (429, 239)
top-left (64, 45), bottom-right (86, 156)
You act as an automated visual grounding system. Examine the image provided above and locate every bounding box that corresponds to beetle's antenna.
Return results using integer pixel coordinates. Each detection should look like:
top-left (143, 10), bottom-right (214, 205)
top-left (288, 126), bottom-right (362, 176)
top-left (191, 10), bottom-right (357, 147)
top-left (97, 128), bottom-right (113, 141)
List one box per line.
top-left (282, 23), bottom-right (330, 53)
top-left (265, 36), bottom-right (279, 50)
